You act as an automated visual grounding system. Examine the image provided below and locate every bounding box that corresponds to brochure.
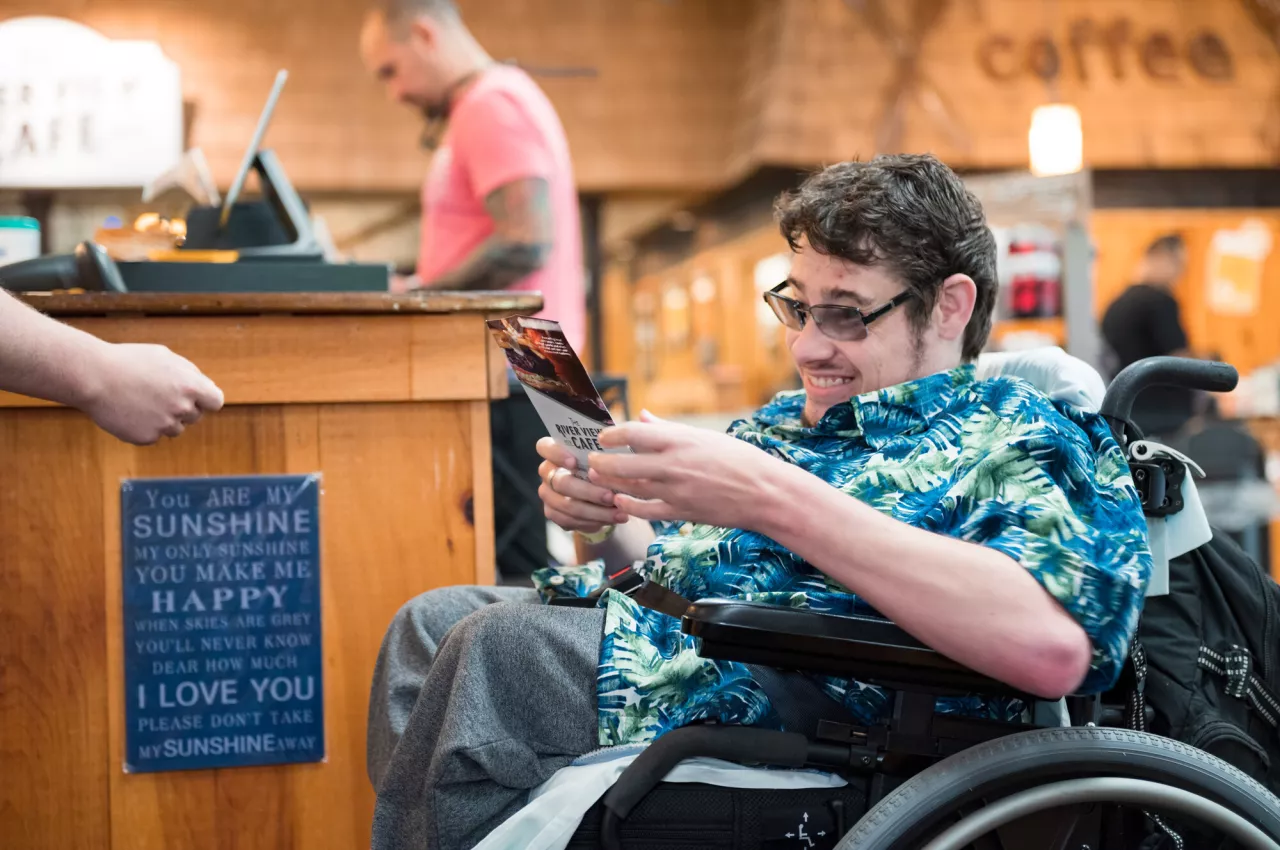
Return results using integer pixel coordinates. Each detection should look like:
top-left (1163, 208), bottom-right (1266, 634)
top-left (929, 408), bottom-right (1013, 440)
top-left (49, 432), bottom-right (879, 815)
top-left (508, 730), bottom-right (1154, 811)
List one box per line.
top-left (486, 316), bottom-right (630, 478)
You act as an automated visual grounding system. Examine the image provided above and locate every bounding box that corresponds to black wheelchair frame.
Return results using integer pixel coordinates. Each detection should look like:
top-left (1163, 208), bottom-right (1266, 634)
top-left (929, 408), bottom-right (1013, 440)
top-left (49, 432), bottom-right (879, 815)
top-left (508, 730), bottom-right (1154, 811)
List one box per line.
top-left (576, 356), bottom-right (1280, 850)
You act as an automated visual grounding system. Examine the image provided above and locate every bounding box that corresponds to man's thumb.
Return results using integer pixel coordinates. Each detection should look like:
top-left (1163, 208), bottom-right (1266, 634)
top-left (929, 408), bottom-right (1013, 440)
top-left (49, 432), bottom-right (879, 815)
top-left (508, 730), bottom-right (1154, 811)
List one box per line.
top-left (638, 408), bottom-right (665, 423)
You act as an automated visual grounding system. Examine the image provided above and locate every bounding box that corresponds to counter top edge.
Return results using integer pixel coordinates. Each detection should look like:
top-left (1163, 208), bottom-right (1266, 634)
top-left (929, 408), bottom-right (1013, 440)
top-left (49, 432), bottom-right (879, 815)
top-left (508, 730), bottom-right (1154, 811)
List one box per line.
top-left (14, 290), bottom-right (545, 317)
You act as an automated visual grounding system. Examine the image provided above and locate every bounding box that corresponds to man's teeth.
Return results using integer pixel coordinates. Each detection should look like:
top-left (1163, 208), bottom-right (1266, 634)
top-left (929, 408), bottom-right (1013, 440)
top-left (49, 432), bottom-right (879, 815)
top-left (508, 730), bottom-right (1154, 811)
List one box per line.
top-left (809, 376), bottom-right (853, 388)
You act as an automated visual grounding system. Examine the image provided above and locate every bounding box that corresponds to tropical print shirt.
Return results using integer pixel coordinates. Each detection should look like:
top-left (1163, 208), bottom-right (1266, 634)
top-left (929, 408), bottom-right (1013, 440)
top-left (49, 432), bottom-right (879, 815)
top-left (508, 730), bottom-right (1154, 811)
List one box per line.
top-left (534, 364), bottom-right (1152, 748)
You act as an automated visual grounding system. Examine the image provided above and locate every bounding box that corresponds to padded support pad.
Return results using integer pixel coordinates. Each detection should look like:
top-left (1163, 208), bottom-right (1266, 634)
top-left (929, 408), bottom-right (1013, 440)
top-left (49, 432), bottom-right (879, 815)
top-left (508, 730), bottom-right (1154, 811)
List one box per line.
top-left (682, 599), bottom-right (1027, 698)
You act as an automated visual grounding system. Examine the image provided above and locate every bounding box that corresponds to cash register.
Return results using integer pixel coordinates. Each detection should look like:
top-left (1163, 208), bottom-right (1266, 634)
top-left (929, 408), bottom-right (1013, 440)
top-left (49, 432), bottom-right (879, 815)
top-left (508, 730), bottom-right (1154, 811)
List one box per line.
top-left (0, 70), bottom-right (390, 294)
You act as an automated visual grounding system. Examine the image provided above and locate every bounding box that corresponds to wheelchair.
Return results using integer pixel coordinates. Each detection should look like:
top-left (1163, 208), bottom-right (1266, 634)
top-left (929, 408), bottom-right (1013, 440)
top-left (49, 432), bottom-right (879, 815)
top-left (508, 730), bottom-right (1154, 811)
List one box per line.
top-left (526, 356), bottom-right (1280, 850)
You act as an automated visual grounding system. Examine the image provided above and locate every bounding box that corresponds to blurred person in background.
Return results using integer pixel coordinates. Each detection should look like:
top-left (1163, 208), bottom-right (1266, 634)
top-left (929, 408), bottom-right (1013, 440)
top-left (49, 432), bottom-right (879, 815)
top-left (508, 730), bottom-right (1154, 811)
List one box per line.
top-left (359, 0), bottom-right (587, 353)
top-left (1101, 233), bottom-right (1215, 438)
top-left (361, 0), bottom-right (588, 584)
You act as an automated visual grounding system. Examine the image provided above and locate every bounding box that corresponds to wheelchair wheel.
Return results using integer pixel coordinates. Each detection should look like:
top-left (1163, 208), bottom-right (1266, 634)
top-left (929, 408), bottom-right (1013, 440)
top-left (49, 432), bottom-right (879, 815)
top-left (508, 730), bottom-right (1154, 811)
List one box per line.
top-left (838, 727), bottom-right (1280, 849)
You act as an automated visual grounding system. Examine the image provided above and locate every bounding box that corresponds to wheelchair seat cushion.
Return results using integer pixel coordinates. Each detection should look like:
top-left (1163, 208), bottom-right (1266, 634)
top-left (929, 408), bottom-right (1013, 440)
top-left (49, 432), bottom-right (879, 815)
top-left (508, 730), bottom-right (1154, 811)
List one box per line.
top-left (471, 745), bottom-right (849, 850)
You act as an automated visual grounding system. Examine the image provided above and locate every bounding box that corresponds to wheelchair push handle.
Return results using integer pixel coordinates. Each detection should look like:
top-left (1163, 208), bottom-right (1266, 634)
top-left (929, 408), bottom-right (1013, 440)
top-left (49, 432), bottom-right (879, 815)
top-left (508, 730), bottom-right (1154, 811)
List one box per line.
top-left (1100, 356), bottom-right (1238, 425)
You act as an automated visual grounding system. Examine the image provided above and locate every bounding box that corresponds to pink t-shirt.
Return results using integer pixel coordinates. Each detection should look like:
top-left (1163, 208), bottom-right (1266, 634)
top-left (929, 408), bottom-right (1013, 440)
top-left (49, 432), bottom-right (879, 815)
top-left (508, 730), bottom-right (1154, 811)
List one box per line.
top-left (418, 66), bottom-right (587, 353)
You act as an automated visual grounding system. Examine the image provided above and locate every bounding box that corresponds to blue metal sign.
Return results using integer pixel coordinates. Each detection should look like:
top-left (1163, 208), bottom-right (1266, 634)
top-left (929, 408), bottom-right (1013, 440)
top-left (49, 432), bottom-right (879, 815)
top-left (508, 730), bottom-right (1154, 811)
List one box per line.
top-left (121, 474), bottom-right (324, 773)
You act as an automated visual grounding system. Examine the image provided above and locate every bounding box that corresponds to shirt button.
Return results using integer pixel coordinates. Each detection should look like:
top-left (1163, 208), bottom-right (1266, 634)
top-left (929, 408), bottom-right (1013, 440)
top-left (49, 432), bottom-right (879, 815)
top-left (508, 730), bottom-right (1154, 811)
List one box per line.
top-left (548, 575), bottom-right (565, 586)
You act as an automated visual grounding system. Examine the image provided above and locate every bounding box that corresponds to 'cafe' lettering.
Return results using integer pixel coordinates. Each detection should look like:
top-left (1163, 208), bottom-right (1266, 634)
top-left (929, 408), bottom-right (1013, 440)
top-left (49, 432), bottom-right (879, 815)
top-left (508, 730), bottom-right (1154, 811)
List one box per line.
top-left (555, 422), bottom-right (604, 452)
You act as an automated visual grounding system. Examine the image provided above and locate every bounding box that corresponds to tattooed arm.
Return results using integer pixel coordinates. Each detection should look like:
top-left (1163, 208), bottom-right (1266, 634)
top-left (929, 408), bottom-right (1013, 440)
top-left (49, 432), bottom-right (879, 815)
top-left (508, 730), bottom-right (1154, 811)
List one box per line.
top-left (418, 177), bottom-right (554, 292)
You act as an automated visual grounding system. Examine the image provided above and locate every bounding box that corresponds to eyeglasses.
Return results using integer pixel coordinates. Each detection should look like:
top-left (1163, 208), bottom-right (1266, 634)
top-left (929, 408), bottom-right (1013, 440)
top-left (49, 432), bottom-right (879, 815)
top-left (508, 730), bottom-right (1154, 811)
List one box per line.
top-left (763, 282), bottom-right (916, 341)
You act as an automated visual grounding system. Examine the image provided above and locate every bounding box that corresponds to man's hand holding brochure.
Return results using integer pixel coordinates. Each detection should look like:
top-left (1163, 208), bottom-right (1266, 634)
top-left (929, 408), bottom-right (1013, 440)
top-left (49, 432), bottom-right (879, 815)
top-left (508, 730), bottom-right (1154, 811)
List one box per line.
top-left (486, 316), bottom-right (632, 543)
top-left (486, 316), bottom-right (627, 476)
top-left (488, 314), bottom-right (786, 547)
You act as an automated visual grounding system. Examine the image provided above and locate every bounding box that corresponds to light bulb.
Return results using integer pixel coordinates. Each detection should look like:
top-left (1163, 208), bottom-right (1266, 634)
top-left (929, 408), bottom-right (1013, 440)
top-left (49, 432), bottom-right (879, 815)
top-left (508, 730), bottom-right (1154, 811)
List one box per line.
top-left (1028, 104), bottom-right (1083, 177)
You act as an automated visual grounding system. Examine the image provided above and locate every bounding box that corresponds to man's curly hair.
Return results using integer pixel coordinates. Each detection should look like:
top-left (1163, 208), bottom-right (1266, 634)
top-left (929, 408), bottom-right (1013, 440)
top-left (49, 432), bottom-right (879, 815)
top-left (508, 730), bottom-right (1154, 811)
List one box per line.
top-left (774, 153), bottom-right (999, 361)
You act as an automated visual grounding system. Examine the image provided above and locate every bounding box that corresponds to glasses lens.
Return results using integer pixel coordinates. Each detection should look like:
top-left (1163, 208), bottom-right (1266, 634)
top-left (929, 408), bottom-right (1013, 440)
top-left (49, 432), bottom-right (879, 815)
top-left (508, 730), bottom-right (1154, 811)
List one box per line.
top-left (811, 306), bottom-right (868, 341)
top-left (764, 292), bottom-right (804, 331)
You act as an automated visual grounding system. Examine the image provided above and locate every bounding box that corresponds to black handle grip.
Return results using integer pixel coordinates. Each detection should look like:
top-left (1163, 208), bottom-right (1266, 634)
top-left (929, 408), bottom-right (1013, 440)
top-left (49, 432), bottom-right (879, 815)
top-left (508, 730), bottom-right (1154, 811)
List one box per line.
top-left (0, 241), bottom-right (127, 293)
top-left (75, 241), bottom-right (128, 293)
top-left (1101, 356), bottom-right (1238, 424)
top-left (0, 254), bottom-right (79, 291)
top-left (599, 726), bottom-right (809, 849)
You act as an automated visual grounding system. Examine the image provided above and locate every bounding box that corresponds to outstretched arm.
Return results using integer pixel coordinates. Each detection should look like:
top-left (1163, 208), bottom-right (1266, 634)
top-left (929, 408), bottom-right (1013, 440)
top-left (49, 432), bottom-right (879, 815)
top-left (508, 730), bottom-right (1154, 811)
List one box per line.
top-left (0, 289), bottom-right (224, 444)
top-left (589, 413), bottom-right (1148, 700)
top-left (755, 465), bottom-right (1094, 699)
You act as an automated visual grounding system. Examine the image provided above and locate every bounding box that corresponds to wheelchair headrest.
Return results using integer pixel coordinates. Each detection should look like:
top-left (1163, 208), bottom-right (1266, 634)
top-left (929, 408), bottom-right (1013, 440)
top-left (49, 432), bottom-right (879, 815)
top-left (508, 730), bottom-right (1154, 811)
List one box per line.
top-left (976, 347), bottom-right (1106, 413)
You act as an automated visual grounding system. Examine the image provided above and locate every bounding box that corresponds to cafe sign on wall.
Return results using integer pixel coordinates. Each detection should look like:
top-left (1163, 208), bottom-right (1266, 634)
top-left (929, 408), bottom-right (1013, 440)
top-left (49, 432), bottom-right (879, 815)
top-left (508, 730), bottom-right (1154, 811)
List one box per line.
top-left (0, 16), bottom-right (183, 188)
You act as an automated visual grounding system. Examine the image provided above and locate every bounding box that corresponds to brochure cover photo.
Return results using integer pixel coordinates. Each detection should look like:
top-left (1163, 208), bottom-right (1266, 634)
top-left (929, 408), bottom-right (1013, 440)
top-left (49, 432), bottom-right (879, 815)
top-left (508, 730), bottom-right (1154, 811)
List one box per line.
top-left (486, 316), bottom-right (629, 477)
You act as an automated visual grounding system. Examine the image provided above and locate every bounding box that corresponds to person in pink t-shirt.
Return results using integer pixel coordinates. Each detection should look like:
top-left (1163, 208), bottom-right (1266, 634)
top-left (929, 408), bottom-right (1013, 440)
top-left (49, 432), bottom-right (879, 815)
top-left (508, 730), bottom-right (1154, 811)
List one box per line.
top-left (360, 0), bottom-right (587, 352)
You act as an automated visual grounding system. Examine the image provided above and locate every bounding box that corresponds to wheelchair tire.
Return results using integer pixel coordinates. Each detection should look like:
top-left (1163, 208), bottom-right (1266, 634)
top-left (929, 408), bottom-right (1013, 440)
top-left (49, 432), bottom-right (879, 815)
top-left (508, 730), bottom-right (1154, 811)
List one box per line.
top-left (837, 727), bottom-right (1280, 849)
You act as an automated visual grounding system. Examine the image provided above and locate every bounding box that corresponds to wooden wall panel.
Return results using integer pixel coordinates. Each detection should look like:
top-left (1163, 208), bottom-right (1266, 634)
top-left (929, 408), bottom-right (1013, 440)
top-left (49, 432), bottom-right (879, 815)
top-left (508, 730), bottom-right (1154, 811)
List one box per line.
top-left (84, 399), bottom-right (479, 850)
top-left (0, 411), bottom-right (110, 850)
top-left (2, 401), bottom-right (483, 849)
top-left (753, 0), bottom-right (1280, 171)
top-left (100, 406), bottom-right (314, 850)
top-left (2, 0), bottom-right (1275, 190)
top-left (729, 0), bottom-right (785, 178)
top-left (311, 401), bottom-right (482, 846)
top-left (0, 0), bottom-right (749, 193)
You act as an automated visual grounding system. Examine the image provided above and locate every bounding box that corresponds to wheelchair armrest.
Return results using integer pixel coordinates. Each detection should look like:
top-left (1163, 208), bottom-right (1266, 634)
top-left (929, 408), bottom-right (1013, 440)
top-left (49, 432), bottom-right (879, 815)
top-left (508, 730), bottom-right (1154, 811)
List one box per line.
top-left (682, 599), bottom-right (1026, 698)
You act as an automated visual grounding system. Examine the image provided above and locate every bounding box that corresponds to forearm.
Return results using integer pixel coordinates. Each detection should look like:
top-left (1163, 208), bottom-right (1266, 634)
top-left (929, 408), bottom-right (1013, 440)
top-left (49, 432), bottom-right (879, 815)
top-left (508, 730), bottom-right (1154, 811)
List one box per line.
top-left (420, 236), bottom-right (548, 292)
top-left (574, 515), bottom-right (656, 572)
top-left (757, 462), bottom-right (1090, 698)
top-left (0, 290), bottom-right (107, 408)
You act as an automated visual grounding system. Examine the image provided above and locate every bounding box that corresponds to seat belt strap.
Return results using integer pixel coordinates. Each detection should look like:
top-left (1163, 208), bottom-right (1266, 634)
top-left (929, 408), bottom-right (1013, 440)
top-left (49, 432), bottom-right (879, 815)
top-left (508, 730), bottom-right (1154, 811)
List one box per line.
top-left (630, 580), bottom-right (694, 618)
top-left (748, 664), bottom-right (864, 738)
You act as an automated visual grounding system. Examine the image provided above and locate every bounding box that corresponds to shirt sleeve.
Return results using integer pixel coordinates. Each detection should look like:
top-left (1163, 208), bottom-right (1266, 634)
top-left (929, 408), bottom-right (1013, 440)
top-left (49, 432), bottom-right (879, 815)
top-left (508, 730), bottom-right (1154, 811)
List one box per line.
top-left (451, 90), bottom-right (554, 199)
top-left (1148, 291), bottom-right (1189, 356)
top-left (946, 407), bottom-right (1152, 694)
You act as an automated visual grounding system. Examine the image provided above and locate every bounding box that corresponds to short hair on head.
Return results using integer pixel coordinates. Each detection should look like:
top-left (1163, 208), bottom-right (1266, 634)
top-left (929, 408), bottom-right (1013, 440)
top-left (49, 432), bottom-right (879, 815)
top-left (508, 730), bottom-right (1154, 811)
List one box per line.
top-left (373, 0), bottom-right (460, 35)
top-left (1145, 233), bottom-right (1185, 257)
top-left (774, 153), bottom-right (999, 361)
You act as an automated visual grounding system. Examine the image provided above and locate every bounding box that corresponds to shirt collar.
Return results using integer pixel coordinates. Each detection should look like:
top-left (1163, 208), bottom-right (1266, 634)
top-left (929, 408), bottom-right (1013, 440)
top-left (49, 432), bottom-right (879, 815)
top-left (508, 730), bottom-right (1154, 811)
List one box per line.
top-left (850, 363), bottom-right (977, 448)
top-left (746, 364), bottom-right (978, 446)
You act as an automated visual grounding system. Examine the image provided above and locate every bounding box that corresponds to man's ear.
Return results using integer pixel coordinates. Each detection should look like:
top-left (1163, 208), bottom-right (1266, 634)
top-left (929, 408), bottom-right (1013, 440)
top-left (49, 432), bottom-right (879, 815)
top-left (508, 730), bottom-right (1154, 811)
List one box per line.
top-left (934, 274), bottom-right (977, 345)
top-left (408, 16), bottom-right (438, 48)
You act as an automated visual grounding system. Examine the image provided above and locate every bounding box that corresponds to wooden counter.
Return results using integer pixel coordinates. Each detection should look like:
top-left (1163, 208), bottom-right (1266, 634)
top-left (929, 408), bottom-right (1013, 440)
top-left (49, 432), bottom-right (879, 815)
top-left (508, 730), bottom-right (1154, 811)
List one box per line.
top-left (0, 290), bottom-right (541, 850)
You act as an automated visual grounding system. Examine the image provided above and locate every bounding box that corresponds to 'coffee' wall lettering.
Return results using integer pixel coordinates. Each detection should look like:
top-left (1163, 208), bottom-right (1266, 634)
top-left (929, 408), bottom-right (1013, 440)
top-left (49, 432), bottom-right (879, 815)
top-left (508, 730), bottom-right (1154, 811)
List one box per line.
top-left (979, 20), bottom-right (1234, 83)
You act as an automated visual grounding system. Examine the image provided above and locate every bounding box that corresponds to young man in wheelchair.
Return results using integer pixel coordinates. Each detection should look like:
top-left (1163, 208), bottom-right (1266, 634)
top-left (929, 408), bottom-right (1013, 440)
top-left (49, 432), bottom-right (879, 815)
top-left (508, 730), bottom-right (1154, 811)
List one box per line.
top-left (366, 153), bottom-right (1152, 849)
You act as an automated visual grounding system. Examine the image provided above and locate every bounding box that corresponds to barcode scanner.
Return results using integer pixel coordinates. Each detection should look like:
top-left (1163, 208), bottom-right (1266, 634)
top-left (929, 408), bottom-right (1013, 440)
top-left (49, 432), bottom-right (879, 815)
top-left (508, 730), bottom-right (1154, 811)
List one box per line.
top-left (0, 241), bottom-right (128, 293)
